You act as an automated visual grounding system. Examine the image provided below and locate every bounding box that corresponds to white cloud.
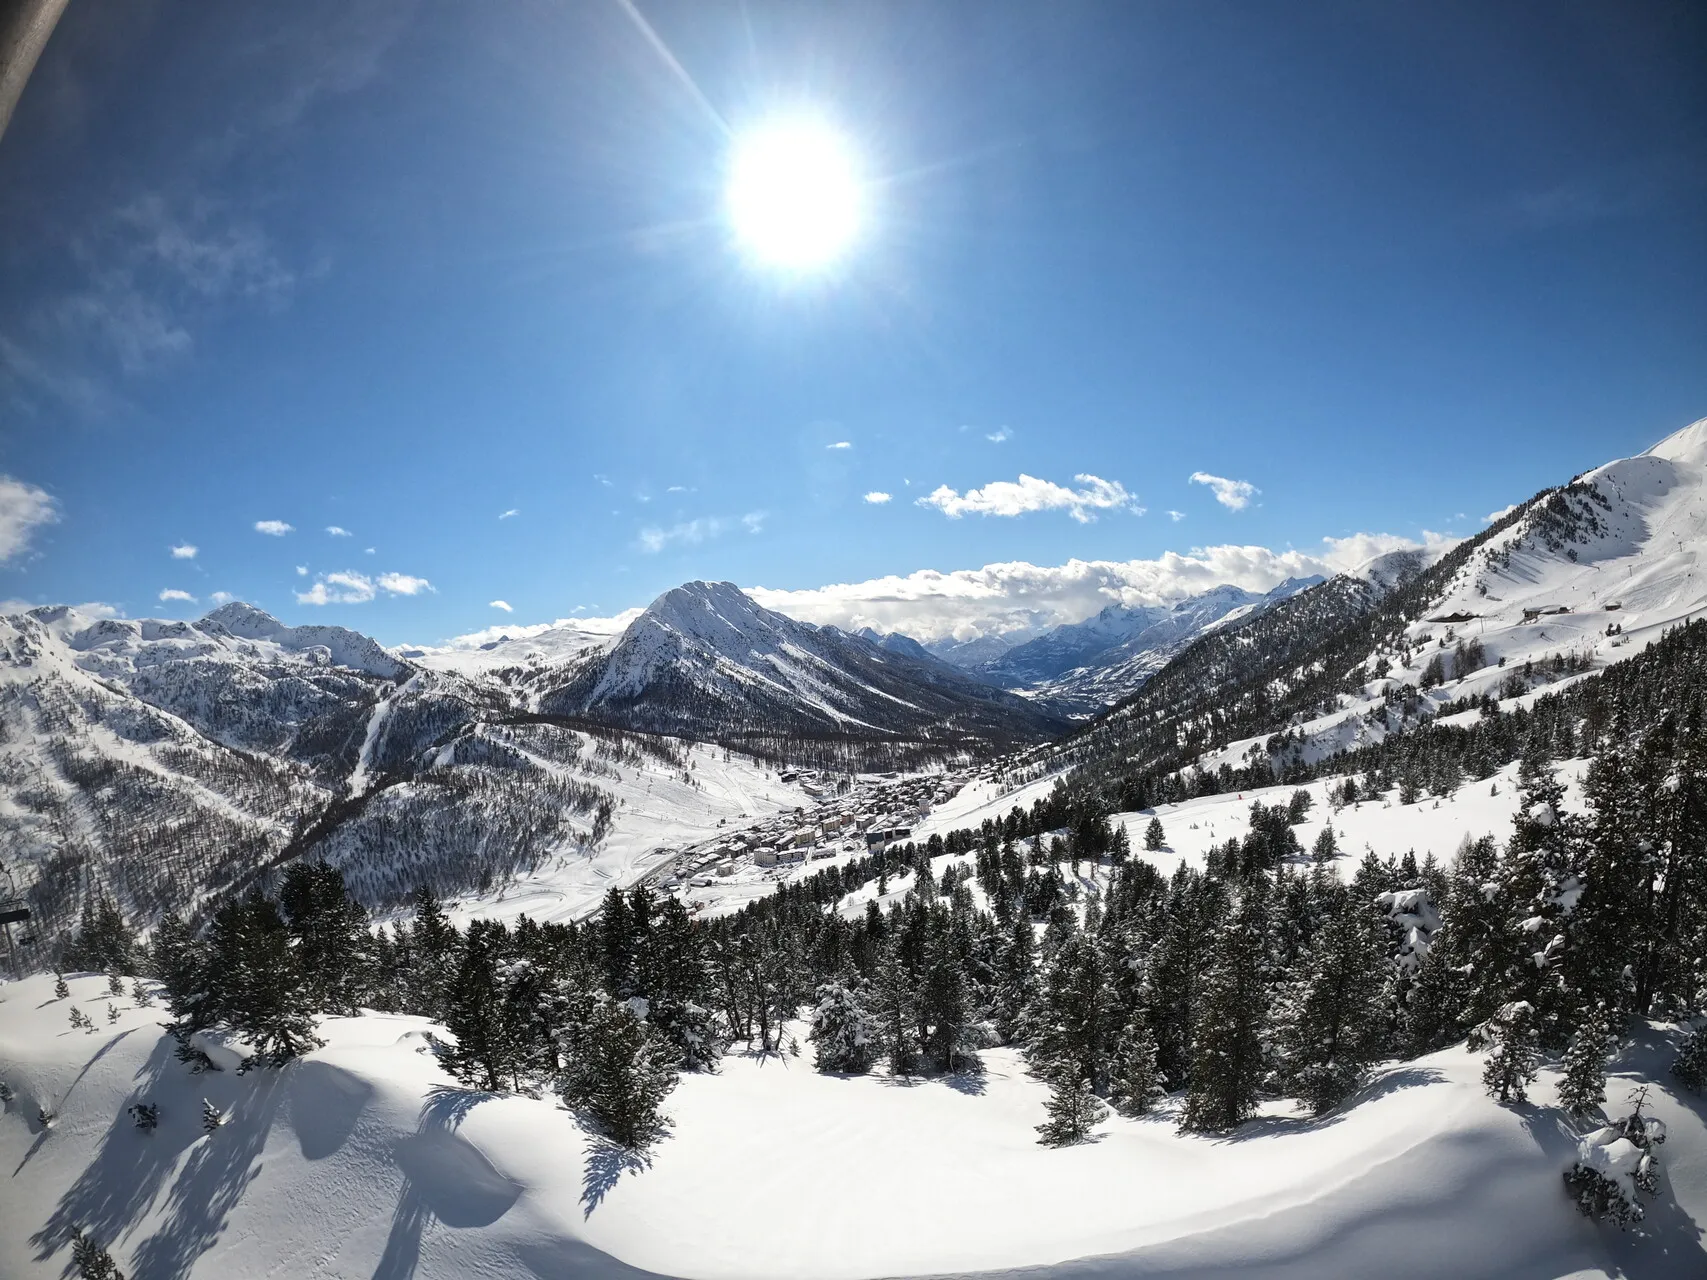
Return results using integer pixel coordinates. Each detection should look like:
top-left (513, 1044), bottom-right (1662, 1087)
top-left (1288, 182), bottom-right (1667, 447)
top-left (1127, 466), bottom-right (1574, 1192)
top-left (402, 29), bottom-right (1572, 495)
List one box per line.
top-left (297, 571), bottom-right (374, 605)
top-left (364, 547), bottom-right (375, 555)
top-left (986, 428), bottom-right (1011, 443)
top-left (376, 572), bottom-right (434, 596)
top-left (296, 569), bottom-right (433, 605)
top-left (326, 525), bottom-right (352, 536)
top-left (158, 588), bottom-right (196, 603)
top-left (637, 517), bottom-right (726, 553)
top-left (827, 441), bottom-right (852, 450)
top-left (916, 473), bottom-right (1141, 524)
top-left (594, 473), bottom-right (613, 488)
top-left (666, 485), bottom-right (688, 493)
top-left (210, 591), bottom-right (236, 605)
top-left (0, 476), bottom-right (59, 562)
top-left (254, 519), bottom-right (294, 536)
top-left (295, 565), bottom-right (308, 575)
top-left (489, 599), bottom-right (513, 612)
top-left (1189, 472), bottom-right (1258, 511)
top-left (746, 532), bottom-right (1454, 644)
top-left (1484, 503), bottom-right (1518, 523)
top-left (1167, 510), bottom-right (1186, 522)
top-left (169, 543), bottom-right (197, 559)
top-left (742, 511), bottom-right (766, 535)
top-left (864, 491), bottom-right (892, 505)
top-left (499, 509), bottom-right (519, 520)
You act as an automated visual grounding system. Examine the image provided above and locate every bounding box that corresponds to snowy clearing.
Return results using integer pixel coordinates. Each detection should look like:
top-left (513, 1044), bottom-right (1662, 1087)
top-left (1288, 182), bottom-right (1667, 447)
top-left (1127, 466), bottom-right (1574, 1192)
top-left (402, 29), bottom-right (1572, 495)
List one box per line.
top-left (2, 972), bottom-right (1703, 1279)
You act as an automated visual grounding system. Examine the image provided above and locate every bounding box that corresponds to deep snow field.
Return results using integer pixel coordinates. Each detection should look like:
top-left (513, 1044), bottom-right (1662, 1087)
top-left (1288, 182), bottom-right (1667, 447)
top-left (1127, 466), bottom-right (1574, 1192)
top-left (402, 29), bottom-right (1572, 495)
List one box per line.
top-left (2, 972), bottom-right (1703, 1279)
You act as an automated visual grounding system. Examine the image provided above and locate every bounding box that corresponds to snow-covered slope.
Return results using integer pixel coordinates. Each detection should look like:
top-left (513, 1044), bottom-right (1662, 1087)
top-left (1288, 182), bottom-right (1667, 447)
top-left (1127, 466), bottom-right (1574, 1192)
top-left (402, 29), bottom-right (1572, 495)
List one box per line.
top-left (542, 581), bottom-right (1069, 752)
top-left (3, 971), bottom-right (1702, 1279)
top-left (0, 601), bottom-right (813, 942)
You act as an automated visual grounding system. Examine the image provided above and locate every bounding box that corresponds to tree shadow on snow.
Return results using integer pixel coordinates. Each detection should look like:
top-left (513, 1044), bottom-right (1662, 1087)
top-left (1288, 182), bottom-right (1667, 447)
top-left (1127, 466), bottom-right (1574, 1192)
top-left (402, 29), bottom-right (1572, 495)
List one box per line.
top-left (373, 1086), bottom-right (517, 1280)
top-left (579, 1131), bottom-right (652, 1219)
top-left (1220, 1066), bottom-right (1448, 1144)
top-left (33, 1034), bottom-right (287, 1279)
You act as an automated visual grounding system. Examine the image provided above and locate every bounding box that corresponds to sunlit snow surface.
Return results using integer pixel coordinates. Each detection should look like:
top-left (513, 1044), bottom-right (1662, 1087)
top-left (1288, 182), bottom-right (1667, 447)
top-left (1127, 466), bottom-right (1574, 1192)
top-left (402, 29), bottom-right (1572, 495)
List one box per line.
top-left (3, 972), bottom-right (1704, 1279)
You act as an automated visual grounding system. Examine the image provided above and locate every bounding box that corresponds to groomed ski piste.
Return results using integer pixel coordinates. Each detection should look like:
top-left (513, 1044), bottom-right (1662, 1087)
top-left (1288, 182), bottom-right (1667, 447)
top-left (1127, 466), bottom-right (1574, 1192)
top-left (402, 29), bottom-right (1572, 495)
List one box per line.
top-left (2, 968), bottom-right (1702, 1280)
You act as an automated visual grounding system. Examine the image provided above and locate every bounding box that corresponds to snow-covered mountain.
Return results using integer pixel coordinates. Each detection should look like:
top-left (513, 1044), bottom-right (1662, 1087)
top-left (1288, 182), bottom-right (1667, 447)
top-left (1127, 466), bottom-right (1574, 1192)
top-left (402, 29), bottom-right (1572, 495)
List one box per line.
top-left (0, 584), bottom-right (1069, 947)
top-left (1029, 416), bottom-right (1707, 793)
top-left (540, 580), bottom-right (1069, 750)
top-left (905, 578), bottom-right (1326, 714)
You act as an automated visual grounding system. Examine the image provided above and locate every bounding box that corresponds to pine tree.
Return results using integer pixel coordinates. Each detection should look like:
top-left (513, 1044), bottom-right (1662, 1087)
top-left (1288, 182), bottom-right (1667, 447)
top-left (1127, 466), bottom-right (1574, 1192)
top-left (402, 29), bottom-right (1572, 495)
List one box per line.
top-left (1030, 930), bottom-right (1119, 1093)
top-left (1108, 1013), bottom-right (1162, 1116)
top-left (1473, 1000), bottom-right (1540, 1104)
top-left (1670, 1025), bottom-right (1707, 1093)
top-left (212, 892), bottom-right (322, 1072)
top-left (106, 973), bottom-right (123, 999)
top-left (635, 896), bottom-right (722, 1071)
top-left (1558, 1004), bottom-right (1612, 1117)
top-left (1035, 1068), bottom-right (1106, 1146)
top-left (991, 915), bottom-right (1037, 1043)
top-left (405, 884), bottom-right (462, 1021)
top-left (1282, 891), bottom-right (1388, 1114)
top-left (54, 972), bottom-right (69, 1000)
top-left (130, 979), bottom-right (152, 1008)
top-left (128, 1102), bottom-right (159, 1132)
top-left (441, 919), bottom-right (511, 1091)
top-left (1144, 818), bottom-right (1165, 852)
top-left (70, 1227), bottom-right (126, 1280)
top-left (279, 862), bottom-right (371, 1015)
top-left (560, 997), bottom-right (677, 1149)
top-left (919, 925), bottom-right (975, 1074)
top-left (201, 1098), bottom-right (224, 1131)
top-left (871, 945), bottom-right (917, 1077)
top-left (809, 979), bottom-right (877, 1074)
top-left (1180, 879), bottom-right (1269, 1132)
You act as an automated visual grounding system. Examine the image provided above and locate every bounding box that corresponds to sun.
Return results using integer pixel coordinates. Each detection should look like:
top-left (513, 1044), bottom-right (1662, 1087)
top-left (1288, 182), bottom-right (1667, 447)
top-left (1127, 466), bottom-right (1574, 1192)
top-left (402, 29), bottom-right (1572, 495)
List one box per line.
top-left (726, 119), bottom-right (863, 271)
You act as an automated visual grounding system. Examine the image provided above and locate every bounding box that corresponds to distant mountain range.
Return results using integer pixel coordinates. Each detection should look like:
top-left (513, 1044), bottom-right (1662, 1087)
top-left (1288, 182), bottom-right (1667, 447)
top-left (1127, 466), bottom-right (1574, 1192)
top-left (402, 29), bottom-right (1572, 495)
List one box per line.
top-left (3, 417), bottom-right (1703, 952)
top-left (908, 577), bottom-right (1327, 713)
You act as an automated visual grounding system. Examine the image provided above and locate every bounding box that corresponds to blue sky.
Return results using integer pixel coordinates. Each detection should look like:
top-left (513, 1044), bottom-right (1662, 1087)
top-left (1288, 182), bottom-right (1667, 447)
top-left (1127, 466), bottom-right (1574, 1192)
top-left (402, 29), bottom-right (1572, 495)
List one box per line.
top-left (0, 0), bottom-right (1703, 645)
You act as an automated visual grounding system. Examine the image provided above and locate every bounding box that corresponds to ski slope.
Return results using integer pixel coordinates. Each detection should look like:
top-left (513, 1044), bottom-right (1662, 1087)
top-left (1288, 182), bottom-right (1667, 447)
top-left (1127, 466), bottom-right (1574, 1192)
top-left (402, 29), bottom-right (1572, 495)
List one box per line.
top-left (2, 973), bottom-right (1703, 1279)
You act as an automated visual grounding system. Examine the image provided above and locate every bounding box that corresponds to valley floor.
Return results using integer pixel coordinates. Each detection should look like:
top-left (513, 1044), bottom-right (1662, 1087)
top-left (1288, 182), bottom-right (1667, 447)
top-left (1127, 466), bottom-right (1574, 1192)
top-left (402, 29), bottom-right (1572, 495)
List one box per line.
top-left (2, 972), bottom-right (1703, 1279)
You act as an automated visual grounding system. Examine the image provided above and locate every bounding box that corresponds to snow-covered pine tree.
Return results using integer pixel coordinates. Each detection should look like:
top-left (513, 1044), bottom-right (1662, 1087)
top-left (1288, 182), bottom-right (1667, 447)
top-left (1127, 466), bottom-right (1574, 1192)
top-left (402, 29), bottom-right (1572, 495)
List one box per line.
top-left (635, 895), bottom-right (722, 1071)
top-left (1030, 931), bottom-right (1118, 1095)
top-left (919, 925), bottom-right (975, 1074)
top-left (1179, 878), bottom-right (1269, 1132)
top-left (1558, 1004), bottom-right (1613, 1117)
top-left (1282, 888), bottom-right (1388, 1114)
top-left (1671, 1024), bottom-right (1707, 1093)
top-left (70, 1227), bottom-right (126, 1279)
top-left (1144, 818), bottom-right (1165, 852)
top-left (1472, 1000), bottom-right (1540, 1104)
top-left (217, 892), bottom-right (322, 1072)
top-left (1108, 1012), bottom-right (1162, 1116)
top-left (128, 1102), bottom-right (159, 1132)
top-left (809, 979), bottom-right (877, 1074)
top-left (559, 996), bottom-right (677, 1149)
top-left (106, 973), bottom-right (123, 998)
top-left (991, 915), bottom-right (1037, 1044)
top-left (279, 862), bottom-right (372, 1015)
top-left (200, 1098), bottom-right (224, 1131)
top-left (1500, 748), bottom-right (1586, 1038)
top-left (1035, 1068), bottom-right (1106, 1147)
top-left (54, 972), bottom-right (69, 1000)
